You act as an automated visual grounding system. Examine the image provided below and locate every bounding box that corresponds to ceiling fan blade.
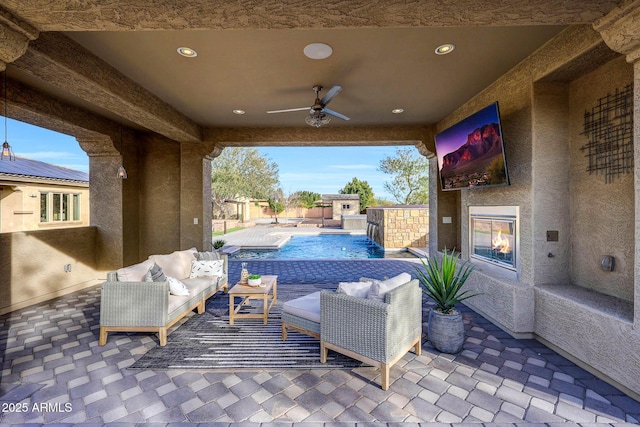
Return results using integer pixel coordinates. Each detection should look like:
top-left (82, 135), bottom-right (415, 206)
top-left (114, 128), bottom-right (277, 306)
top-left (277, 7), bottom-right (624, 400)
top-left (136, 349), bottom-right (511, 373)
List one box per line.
top-left (267, 107), bottom-right (310, 114)
top-left (320, 85), bottom-right (342, 106)
top-left (323, 108), bottom-right (350, 121)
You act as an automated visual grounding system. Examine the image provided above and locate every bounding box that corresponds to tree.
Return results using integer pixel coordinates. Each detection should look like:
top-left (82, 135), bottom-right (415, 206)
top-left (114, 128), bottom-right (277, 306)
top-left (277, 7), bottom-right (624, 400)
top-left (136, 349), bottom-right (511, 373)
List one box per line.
top-left (211, 147), bottom-right (280, 218)
top-left (378, 147), bottom-right (429, 205)
top-left (267, 196), bottom-right (285, 223)
top-left (339, 177), bottom-right (374, 210)
top-left (295, 190), bottom-right (322, 209)
top-left (372, 196), bottom-right (394, 207)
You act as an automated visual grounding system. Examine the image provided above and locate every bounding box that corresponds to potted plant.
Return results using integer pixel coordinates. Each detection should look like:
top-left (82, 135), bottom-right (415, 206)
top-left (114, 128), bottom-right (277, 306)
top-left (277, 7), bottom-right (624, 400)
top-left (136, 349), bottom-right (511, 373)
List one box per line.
top-left (213, 239), bottom-right (226, 251)
top-left (247, 274), bottom-right (262, 287)
top-left (415, 248), bottom-right (478, 353)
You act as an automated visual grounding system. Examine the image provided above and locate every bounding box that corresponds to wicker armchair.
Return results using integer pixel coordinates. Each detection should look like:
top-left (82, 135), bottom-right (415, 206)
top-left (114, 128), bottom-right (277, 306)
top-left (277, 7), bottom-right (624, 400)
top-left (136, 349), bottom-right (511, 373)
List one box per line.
top-left (320, 279), bottom-right (422, 390)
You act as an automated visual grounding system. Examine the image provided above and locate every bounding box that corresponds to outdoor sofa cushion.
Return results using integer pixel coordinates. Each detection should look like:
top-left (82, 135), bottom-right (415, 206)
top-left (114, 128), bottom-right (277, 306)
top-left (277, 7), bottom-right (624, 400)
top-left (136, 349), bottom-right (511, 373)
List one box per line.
top-left (149, 247), bottom-right (197, 279)
top-left (336, 281), bottom-right (372, 298)
top-left (282, 291), bottom-right (321, 323)
top-left (116, 259), bottom-right (154, 282)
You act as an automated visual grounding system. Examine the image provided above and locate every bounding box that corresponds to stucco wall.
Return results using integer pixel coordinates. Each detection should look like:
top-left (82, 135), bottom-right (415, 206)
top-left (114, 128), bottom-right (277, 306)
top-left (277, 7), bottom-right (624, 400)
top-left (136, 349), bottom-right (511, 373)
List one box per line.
top-left (331, 199), bottom-right (360, 220)
top-left (138, 134), bottom-right (182, 258)
top-left (0, 182), bottom-right (89, 233)
top-left (0, 227), bottom-right (101, 315)
top-left (568, 56), bottom-right (634, 301)
top-left (433, 28), bottom-right (640, 394)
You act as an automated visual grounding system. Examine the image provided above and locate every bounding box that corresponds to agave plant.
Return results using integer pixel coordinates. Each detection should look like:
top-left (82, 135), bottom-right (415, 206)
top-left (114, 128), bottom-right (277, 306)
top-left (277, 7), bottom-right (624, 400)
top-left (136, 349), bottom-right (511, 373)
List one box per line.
top-left (415, 248), bottom-right (478, 315)
top-left (212, 239), bottom-right (226, 250)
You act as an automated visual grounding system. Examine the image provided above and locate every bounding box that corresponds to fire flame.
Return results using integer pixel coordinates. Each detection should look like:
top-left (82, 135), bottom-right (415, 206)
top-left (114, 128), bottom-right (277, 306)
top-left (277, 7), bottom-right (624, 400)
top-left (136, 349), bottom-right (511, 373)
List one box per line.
top-left (492, 231), bottom-right (511, 254)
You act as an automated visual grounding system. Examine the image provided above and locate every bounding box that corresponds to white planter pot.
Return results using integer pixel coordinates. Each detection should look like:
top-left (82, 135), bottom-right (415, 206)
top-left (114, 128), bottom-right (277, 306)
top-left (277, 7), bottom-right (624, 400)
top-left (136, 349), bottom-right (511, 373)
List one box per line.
top-left (248, 278), bottom-right (262, 287)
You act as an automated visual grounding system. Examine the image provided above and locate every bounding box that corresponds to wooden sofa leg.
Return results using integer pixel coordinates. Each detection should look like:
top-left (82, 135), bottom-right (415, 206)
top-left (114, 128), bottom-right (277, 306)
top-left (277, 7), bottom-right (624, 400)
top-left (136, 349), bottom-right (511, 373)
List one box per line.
top-left (197, 300), bottom-right (205, 314)
top-left (282, 323), bottom-right (288, 341)
top-left (381, 363), bottom-right (390, 390)
top-left (99, 327), bottom-right (108, 346)
top-left (415, 337), bottom-right (422, 356)
top-left (320, 342), bottom-right (328, 363)
top-left (159, 327), bottom-right (167, 346)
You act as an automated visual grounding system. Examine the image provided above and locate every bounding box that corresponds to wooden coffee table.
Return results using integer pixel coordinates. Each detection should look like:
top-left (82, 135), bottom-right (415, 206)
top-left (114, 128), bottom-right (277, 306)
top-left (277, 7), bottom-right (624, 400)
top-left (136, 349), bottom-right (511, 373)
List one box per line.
top-left (228, 275), bottom-right (277, 325)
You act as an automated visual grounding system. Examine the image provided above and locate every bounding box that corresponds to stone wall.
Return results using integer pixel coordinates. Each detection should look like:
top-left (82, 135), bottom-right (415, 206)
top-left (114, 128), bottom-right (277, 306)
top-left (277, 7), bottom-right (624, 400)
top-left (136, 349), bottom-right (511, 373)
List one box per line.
top-left (367, 206), bottom-right (428, 249)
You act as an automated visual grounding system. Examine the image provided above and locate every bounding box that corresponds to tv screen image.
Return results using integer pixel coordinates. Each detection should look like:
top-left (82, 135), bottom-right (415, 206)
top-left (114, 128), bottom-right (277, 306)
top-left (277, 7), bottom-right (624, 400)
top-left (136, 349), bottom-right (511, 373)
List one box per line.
top-left (435, 102), bottom-right (510, 191)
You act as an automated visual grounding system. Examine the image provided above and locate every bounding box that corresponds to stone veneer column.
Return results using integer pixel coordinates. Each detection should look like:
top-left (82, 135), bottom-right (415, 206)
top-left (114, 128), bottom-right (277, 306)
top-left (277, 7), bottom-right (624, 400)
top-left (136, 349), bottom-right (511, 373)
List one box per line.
top-left (77, 136), bottom-right (124, 271)
top-left (594, 0), bottom-right (640, 328)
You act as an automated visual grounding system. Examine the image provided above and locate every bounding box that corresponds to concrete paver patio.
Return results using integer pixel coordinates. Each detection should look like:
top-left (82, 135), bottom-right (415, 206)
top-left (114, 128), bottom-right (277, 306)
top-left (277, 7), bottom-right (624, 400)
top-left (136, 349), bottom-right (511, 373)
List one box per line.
top-left (1, 227), bottom-right (639, 425)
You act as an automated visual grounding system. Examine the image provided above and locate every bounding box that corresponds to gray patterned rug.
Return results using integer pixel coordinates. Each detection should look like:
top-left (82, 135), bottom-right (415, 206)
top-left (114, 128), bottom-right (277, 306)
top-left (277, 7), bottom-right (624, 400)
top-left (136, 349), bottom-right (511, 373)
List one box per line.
top-left (130, 284), bottom-right (366, 370)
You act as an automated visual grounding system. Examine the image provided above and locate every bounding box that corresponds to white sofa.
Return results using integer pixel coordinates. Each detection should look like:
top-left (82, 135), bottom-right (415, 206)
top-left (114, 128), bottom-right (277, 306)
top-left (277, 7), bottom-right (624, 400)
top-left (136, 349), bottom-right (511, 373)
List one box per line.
top-left (99, 248), bottom-right (228, 346)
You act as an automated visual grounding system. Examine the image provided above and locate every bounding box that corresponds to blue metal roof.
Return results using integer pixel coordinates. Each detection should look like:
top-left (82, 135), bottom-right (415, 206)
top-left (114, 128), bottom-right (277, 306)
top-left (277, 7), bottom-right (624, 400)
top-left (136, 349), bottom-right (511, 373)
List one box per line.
top-left (0, 156), bottom-right (89, 182)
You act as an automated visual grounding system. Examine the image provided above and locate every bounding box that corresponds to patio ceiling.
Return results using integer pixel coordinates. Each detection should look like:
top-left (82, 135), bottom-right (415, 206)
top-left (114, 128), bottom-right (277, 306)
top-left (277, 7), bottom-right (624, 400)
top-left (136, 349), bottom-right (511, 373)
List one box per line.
top-left (0, 0), bottom-right (623, 142)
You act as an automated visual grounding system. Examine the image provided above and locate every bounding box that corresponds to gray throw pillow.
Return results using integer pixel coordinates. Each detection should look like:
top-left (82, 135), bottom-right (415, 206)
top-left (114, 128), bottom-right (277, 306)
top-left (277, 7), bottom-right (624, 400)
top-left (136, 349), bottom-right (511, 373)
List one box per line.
top-left (194, 251), bottom-right (221, 261)
top-left (148, 263), bottom-right (167, 282)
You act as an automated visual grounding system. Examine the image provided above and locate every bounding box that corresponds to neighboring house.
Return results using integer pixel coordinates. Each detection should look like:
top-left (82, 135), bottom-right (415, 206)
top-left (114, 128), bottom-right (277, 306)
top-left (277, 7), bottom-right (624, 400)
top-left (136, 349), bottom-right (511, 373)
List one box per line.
top-left (321, 194), bottom-right (360, 220)
top-left (0, 157), bottom-right (89, 232)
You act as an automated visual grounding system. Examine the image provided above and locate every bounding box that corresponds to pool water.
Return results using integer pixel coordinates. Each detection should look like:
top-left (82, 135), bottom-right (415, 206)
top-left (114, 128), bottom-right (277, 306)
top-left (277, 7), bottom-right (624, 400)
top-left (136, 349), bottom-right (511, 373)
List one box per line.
top-left (229, 234), bottom-right (416, 259)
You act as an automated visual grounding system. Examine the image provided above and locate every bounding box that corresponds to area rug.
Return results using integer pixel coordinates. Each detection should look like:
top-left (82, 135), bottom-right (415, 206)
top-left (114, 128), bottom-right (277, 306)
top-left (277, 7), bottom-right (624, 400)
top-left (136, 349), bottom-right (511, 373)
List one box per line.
top-left (130, 284), bottom-right (366, 370)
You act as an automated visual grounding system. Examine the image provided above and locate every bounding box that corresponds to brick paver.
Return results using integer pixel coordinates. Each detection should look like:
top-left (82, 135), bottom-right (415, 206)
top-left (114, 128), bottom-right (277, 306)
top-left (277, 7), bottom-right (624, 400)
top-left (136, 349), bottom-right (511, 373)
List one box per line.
top-left (1, 236), bottom-right (639, 426)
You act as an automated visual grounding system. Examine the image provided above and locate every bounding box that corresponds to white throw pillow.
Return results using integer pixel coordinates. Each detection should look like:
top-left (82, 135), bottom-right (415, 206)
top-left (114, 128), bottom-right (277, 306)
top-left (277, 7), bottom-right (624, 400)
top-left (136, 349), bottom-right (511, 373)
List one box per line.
top-left (166, 275), bottom-right (190, 296)
top-left (366, 273), bottom-right (412, 301)
top-left (336, 281), bottom-right (372, 298)
top-left (190, 260), bottom-right (224, 279)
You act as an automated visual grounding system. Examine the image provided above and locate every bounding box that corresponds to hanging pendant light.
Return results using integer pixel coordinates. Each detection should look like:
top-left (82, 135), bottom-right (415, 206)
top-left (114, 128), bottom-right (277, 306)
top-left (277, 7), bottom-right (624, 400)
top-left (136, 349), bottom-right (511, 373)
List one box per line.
top-left (117, 116), bottom-right (127, 179)
top-left (1, 72), bottom-right (15, 161)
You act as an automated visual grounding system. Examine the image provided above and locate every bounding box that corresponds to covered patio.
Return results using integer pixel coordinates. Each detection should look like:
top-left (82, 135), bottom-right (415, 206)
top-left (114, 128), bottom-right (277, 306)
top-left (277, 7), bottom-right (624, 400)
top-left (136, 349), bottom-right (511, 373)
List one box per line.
top-left (2, 258), bottom-right (639, 424)
top-left (2, 0), bottom-right (640, 424)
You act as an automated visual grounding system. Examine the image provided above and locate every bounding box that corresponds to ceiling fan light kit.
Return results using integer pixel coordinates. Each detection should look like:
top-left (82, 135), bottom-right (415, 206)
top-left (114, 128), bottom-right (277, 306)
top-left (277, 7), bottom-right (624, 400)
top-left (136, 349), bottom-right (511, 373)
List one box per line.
top-left (267, 85), bottom-right (350, 127)
top-left (305, 112), bottom-right (331, 127)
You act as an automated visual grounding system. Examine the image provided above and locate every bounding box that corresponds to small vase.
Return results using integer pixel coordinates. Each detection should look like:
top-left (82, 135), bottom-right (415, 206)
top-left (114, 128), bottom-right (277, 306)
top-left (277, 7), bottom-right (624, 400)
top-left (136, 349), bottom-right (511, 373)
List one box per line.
top-left (240, 262), bottom-right (249, 284)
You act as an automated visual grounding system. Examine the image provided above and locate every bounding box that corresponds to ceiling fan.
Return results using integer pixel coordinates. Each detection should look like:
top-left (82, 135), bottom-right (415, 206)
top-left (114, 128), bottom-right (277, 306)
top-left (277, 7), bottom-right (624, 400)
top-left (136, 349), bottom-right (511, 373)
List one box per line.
top-left (267, 85), bottom-right (350, 127)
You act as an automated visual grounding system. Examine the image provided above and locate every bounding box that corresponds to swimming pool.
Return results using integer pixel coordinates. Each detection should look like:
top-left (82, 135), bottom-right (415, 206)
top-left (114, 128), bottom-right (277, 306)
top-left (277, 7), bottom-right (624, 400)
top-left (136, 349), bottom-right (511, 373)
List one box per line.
top-left (228, 234), bottom-right (416, 259)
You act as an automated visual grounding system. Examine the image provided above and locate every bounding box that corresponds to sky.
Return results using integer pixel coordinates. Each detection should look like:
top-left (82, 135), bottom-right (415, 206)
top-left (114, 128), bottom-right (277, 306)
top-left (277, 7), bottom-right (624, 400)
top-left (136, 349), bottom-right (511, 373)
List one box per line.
top-left (5, 118), bottom-right (415, 201)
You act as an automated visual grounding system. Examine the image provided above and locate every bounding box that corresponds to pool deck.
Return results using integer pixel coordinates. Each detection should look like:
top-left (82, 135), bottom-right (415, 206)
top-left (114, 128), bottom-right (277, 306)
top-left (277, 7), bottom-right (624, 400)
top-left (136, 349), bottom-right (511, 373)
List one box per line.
top-left (219, 223), bottom-right (365, 251)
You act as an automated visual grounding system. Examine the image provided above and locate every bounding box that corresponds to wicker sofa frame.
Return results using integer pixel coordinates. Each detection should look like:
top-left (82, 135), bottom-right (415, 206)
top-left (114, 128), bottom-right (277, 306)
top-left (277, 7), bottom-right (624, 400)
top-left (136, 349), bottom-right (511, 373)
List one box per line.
top-left (99, 253), bottom-right (228, 346)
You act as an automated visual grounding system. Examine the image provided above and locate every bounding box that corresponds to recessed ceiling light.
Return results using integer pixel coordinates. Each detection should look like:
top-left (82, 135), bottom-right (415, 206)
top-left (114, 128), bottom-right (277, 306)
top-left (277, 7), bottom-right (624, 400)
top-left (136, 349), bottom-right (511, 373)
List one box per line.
top-left (303, 43), bottom-right (333, 60)
top-left (392, 108), bottom-right (404, 114)
top-left (232, 109), bottom-right (245, 115)
top-left (435, 44), bottom-right (455, 55)
top-left (177, 47), bottom-right (198, 58)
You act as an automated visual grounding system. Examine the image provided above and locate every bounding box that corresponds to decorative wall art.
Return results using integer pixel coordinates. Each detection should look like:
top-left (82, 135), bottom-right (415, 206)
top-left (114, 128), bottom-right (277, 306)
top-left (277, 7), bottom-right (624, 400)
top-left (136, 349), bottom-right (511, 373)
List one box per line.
top-left (580, 84), bottom-right (634, 183)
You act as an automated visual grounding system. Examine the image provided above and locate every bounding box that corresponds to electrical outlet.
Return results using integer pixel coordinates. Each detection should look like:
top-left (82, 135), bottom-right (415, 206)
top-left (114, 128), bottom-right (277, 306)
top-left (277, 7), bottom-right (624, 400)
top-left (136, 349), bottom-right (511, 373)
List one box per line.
top-left (193, 218), bottom-right (199, 225)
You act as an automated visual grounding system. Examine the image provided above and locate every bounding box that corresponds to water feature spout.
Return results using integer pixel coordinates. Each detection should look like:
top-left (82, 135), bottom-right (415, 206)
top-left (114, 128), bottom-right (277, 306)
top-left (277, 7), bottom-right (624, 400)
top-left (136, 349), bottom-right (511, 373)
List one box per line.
top-left (366, 221), bottom-right (378, 243)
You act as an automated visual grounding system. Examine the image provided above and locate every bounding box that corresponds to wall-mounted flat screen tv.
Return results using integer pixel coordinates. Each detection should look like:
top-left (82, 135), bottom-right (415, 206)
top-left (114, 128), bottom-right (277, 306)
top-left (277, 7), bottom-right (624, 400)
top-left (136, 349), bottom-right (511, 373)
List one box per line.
top-left (435, 102), bottom-right (510, 191)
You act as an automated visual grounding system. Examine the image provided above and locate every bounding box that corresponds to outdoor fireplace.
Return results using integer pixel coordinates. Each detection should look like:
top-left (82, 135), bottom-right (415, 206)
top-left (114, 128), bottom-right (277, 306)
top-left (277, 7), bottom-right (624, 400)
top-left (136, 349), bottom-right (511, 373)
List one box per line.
top-left (469, 206), bottom-right (519, 271)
